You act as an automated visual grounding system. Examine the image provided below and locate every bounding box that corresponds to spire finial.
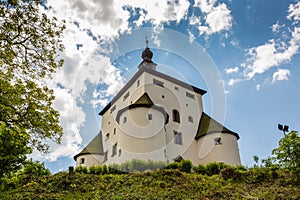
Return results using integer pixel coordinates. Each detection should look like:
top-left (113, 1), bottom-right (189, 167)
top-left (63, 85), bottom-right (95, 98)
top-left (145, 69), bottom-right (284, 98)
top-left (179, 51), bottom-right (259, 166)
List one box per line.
top-left (145, 36), bottom-right (149, 48)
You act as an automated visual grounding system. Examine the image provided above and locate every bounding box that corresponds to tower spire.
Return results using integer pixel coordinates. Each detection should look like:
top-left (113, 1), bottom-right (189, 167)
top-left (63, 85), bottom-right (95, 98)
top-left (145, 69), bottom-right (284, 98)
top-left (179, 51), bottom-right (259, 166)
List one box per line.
top-left (138, 36), bottom-right (157, 70)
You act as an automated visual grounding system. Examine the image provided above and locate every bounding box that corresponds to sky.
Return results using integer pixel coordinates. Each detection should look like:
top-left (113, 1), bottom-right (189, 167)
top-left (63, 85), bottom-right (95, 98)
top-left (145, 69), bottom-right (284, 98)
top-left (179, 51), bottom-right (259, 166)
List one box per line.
top-left (34, 0), bottom-right (300, 172)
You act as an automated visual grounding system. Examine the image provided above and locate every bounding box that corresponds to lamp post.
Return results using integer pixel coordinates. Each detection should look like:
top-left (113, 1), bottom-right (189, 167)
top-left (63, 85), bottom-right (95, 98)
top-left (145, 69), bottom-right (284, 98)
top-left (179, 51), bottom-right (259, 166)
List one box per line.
top-left (278, 124), bottom-right (290, 164)
top-left (278, 124), bottom-right (289, 136)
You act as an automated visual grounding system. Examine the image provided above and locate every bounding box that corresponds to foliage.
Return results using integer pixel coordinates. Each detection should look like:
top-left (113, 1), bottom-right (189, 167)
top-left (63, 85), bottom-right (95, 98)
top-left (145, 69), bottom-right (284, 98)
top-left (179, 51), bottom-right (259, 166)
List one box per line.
top-left (270, 131), bottom-right (300, 170)
top-left (178, 160), bottom-right (192, 173)
top-left (0, 122), bottom-right (31, 177)
top-left (1, 166), bottom-right (299, 199)
top-left (0, 0), bottom-right (65, 176)
top-left (20, 159), bottom-right (50, 176)
top-left (109, 159), bottom-right (166, 173)
top-left (0, 159), bottom-right (50, 190)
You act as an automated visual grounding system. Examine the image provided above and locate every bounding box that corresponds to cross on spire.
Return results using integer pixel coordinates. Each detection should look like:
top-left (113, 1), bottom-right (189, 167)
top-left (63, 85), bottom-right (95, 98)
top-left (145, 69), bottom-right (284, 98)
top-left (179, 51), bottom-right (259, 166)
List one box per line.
top-left (145, 36), bottom-right (149, 48)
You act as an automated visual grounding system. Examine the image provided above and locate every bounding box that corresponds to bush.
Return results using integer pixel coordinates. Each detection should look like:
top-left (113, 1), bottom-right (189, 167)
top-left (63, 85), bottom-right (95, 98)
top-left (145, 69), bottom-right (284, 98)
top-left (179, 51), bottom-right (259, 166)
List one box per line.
top-left (75, 166), bottom-right (88, 174)
top-left (206, 162), bottom-right (230, 176)
top-left (194, 164), bottom-right (206, 175)
top-left (179, 160), bottom-right (192, 173)
top-left (21, 159), bottom-right (50, 176)
top-left (220, 167), bottom-right (242, 181)
top-left (165, 162), bottom-right (179, 170)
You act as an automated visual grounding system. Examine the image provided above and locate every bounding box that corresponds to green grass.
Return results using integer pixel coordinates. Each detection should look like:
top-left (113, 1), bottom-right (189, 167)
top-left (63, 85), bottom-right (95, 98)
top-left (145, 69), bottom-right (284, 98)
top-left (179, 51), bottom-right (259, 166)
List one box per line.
top-left (1, 168), bottom-right (300, 200)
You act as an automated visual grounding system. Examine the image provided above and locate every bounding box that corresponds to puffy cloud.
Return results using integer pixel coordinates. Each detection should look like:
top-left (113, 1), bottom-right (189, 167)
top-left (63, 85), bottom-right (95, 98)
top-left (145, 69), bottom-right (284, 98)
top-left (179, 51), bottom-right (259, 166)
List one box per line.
top-left (123, 0), bottom-right (190, 26)
top-left (225, 66), bottom-right (239, 74)
top-left (272, 69), bottom-right (291, 83)
top-left (244, 27), bottom-right (300, 79)
top-left (287, 2), bottom-right (300, 23)
top-left (271, 21), bottom-right (284, 33)
top-left (228, 78), bottom-right (242, 86)
top-left (193, 0), bottom-right (232, 35)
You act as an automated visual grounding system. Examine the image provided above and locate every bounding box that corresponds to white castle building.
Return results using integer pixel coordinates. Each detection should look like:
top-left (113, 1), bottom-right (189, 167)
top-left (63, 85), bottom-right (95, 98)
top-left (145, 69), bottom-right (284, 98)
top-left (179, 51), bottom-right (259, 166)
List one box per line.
top-left (74, 41), bottom-right (241, 167)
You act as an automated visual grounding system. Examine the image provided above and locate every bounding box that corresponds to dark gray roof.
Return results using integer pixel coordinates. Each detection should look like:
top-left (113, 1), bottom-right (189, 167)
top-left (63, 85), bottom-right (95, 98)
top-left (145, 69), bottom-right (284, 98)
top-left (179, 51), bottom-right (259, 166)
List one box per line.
top-left (74, 131), bottom-right (104, 160)
top-left (195, 112), bottom-right (239, 140)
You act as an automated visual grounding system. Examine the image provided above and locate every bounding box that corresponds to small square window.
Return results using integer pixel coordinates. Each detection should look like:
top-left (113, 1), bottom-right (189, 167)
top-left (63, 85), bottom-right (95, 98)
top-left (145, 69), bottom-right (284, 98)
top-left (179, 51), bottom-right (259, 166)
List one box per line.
top-left (113, 128), bottom-right (116, 134)
top-left (79, 158), bottom-right (85, 164)
top-left (153, 79), bottom-right (164, 87)
top-left (104, 151), bottom-right (108, 162)
top-left (123, 91), bottom-right (130, 101)
top-left (112, 143), bottom-right (117, 157)
top-left (110, 105), bottom-right (116, 113)
top-left (174, 131), bottom-right (182, 145)
top-left (105, 133), bottom-right (109, 141)
top-left (148, 114), bottom-right (152, 120)
top-left (123, 117), bottom-right (127, 124)
top-left (215, 137), bottom-right (222, 145)
top-left (188, 116), bottom-right (193, 123)
top-left (186, 92), bottom-right (195, 99)
top-left (175, 86), bottom-right (179, 91)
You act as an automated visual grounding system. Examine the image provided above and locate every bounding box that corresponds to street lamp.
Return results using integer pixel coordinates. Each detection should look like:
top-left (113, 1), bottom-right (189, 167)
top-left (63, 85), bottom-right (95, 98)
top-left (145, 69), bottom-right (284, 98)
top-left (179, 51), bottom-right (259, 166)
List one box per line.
top-left (278, 124), bottom-right (289, 136)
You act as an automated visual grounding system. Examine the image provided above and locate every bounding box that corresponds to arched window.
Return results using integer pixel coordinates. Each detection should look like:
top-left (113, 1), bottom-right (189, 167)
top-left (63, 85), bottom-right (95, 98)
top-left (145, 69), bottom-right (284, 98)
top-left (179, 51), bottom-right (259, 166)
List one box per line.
top-left (172, 109), bottom-right (180, 123)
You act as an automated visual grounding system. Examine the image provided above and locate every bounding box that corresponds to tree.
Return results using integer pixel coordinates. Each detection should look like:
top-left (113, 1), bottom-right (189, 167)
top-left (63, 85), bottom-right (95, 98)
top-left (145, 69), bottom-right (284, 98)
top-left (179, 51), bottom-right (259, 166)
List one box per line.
top-left (0, 0), bottom-right (65, 176)
top-left (270, 131), bottom-right (300, 171)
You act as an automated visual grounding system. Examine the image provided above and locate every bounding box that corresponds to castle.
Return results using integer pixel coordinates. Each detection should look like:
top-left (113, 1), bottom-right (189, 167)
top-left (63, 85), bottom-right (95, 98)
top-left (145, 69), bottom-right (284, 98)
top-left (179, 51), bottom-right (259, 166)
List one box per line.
top-left (74, 40), bottom-right (241, 167)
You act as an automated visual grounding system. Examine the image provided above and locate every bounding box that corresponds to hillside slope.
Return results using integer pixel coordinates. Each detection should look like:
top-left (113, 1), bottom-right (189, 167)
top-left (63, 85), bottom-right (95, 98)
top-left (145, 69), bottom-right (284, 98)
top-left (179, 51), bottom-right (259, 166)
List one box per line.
top-left (1, 169), bottom-right (299, 199)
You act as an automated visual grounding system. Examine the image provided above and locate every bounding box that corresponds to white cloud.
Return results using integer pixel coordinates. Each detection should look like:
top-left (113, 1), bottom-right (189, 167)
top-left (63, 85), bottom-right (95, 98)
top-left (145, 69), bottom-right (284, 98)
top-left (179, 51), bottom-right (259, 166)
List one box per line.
top-left (272, 69), bottom-right (291, 83)
top-left (271, 21), bottom-right (284, 33)
top-left (287, 2), bottom-right (300, 23)
top-left (124, 0), bottom-right (190, 26)
top-left (228, 78), bottom-right (242, 86)
top-left (225, 66), bottom-right (239, 74)
top-left (244, 27), bottom-right (300, 79)
top-left (188, 30), bottom-right (196, 43)
top-left (193, 0), bottom-right (233, 35)
top-left (256, 84), bottom-right (261, 91)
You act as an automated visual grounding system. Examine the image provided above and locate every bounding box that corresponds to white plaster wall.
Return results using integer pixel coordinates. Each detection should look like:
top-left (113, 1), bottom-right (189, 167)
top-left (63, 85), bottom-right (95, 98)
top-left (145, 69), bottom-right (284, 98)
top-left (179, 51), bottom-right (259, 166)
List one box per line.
top-left (183, 133), bottom-right (241, 166)
top-left (75, 154), bottom-right (103, 168)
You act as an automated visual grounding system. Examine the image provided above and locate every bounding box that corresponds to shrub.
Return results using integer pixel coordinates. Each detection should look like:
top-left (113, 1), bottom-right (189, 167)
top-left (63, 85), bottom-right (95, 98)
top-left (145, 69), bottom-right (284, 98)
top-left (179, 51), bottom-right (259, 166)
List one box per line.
top-left (220, 167), bottom-right (242, 181)
top-left (75, 166), bottom-right (88, 174)
top-left (194, 164), bottom-right (206, 175)
top-left (179, 160), bottom-right (192, 173)
top-left (165, 162), bottom-right (179, 170)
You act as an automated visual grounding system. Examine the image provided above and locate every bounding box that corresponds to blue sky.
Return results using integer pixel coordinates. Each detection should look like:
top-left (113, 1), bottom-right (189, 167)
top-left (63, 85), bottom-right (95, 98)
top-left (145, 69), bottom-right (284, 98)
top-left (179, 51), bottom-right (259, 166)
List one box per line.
top-left (39, 0), bottom-right (300, 172)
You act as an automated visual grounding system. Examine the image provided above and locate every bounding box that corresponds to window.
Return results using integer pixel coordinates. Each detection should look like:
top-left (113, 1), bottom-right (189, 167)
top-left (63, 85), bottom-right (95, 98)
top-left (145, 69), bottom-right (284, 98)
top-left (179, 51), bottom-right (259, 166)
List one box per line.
top-left (215, 137), bottom-right (222, 145)
top-left (104, 151), bottom-right (108, 162)
top-left (172, 109), bottom-right (180, 123)
top-left (153, 79), bottom-right (164, 87)
top-left (148, 114), bottom-right (152, 120)
top-left (123, 91), bottom-right (130, 101)
top-left (123, 117), bottom-right (127, 124)
top-left (175, 86), bottom-right (179, 91)
top-left (137, 80), bottom-right (140, 87)
top-left (118, 149), bottom-right (122, 157)
top-left (105, 133), bottom-right (110, 141)
top-left (110, 105), bottom-right (116, 113)
top-left (186, 92), bottom-right (195, 99)
top-left (174, 131), bottom-right (182, 145)
top-left (79, 158), bottom-right (85, 164)
top-left (113, 128), bottom-right (116, 134)
top-left (112, 143), bottom-right (117, 157)
top-left (188, 116), bottom-right (193, 123)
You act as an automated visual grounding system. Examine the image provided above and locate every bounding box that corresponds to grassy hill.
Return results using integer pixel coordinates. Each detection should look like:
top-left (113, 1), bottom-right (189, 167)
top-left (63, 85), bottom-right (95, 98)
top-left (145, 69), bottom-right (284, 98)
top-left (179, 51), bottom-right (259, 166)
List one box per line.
top-left (1, 165), bottom-right (299, 199)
